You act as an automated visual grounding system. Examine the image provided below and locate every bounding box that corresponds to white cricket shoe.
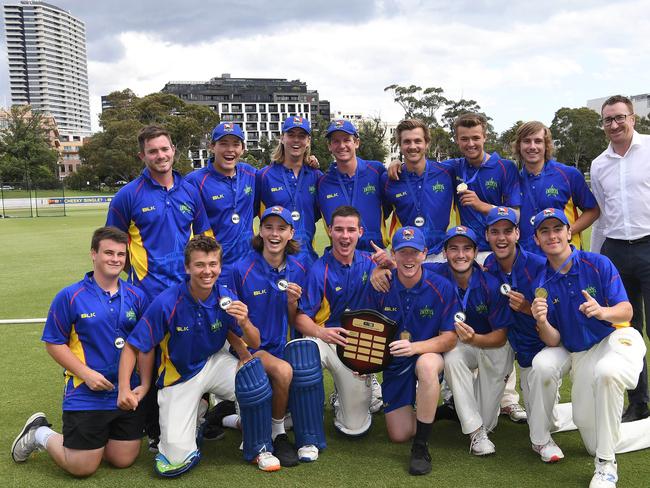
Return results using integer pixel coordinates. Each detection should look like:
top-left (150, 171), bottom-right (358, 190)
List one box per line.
top-left (469, 426), bottom-right (495, 456)
top-left (297, 444), bottom-right (319, 462)
top-left (369, 374), bottom-right (383, 413)
top-left (532, 438), bottom-right (564, 463)
top-left (500, 403), bottom-right (527, 423)
top-left (589, 458), bottom-right (618, 488)
top-left (255, 451), bottom-right (281, 472)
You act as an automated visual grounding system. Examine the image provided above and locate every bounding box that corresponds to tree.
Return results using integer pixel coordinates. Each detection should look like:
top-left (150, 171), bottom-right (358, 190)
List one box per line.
top-left (0, 105), bottom-right (59, 186)
top-left (80, 90), bottom-right (220, 181)
top-left (384, 85), bottom-right (449, 127)
top-left (494, 121), bottom-right (524, 160)
top-left (257, 135), bottom-right (278, 167)
top-left (310, 115), bottom-right (333, 172)
top-left (550, 107), bottom-right (607, 173)
top-left (357, 117), bottom-right (388, 162)
top-left (635, 115), bottom-right (650, 135)
top-left (428, 127), bottom-right (456, 161)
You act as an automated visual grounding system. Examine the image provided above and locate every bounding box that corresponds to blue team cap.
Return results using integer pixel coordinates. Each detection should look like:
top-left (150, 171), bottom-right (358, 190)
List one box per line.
top-left (211, 122), bottom-right (245, 142)
top-left (486, 206), bottom-right (518, 227)
top-left (532, 208), bottom-right (569, 230)
top-left (326, 119), bottom-right (359, 138)
top-left (444, 225), bottom-right (478, 246)
top-left (392, 226), bottom-right (426, 252)
top-left (282, 116), bottom-right (311, 135)
top-left (260, 205), bottom-right (294, 227)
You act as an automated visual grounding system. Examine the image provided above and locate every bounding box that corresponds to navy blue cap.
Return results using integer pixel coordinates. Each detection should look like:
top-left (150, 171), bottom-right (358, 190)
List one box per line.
top-left (444, 225), bottom-right (478, 246)
top-left (260, 205), bottom-right (293, 227)
top-left (326, 119), bottom-right (359, 138)
top-left (211, 122), bottom-right (245, 142)
top-left (532, 208), bottom-right (569, 230)
top-left (392, 226), bottom-right (426, 252)
top-left (282, 116), bottom-right (311, 135)
top-left (486, 206), bottom-right (518, 226)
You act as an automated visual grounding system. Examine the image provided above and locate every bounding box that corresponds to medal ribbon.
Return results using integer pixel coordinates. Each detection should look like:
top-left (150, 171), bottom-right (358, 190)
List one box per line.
top-left (538, 248), bottom-right (577, 289)
top-left (403, 161), bottom-right (430, 224)
top-left (520, 166), bottom-right (546, 218)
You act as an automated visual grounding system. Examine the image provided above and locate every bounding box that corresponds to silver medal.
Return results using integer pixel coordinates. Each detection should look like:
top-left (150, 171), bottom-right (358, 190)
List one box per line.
top-left (277, 279), bottom-right (289, 291)
top-left (500, 283), bottom-right (512, 296)
top-left (114, 337), bottom-right (125, 349)
top-left (219, 296), bottom-right (233, 310)
top-left (456, 183), bottom-right (468, 193)
top-left (291, 211), bottom-right (300, 221)
top-left (231, 213), bottom-right (240, 224)
top-left (414, 216), bottom-right (425, 227)
top-left (454, 311), bottom-right (466, 323)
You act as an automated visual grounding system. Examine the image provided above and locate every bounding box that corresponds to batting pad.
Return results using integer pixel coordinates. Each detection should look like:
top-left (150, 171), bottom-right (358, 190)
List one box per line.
top-left (285, 339), bottom-right (326, 450)
top-left (235, 357), bottom-right (273, 462)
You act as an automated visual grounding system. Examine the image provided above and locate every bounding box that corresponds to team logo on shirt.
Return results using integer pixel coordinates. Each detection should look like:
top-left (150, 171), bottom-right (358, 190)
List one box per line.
top-left (308, 185), bottom-right (316, 195)
top-left (244, 185), bottom-right (253, 196)
top-left (211, 319), bottom-right (223, 332)
top-left (419, 306), bottom-right (434, 318)
top-left (545, 185), bottom-right (559, 197)
top-left (335, 286), bottom-right (343, 292)
top-left (475, 303), bottom-right (488, 315)
top-left (362, 271), bottom-right (368, 284)
top-left (584, 285), bottom-right (597, 298)
top-left (125, 309), bottom-right (137, 322)
top-left (363, 183), bottom-right (376, 195)
top-left (179, 203), bottom-right (191, 214)
top-left (80, 312), bottom-right (96, 319)
top-left (484, 178), bottom-right (498, 190)
top-left (432, 181), bottom-right (446, 193)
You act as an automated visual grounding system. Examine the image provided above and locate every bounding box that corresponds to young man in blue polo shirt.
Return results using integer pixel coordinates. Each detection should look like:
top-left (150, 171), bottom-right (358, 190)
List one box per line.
top-left (364, 226), bottom-right (458, 475)
top-left (531, 208), bottom-right (650, 487)
top-left (117, 236), bottom-right (275, 476)
top-left (317, 119), bottom-right (389, 253)
top-left (295, 205), bottom-right (378, 436)
top-left (185, 122), bottom-right (258, 284)
top-left (483, 206), bottom-right (575, 463)
top-left (436, 226), bottom-right (516, 455)
top-left (11, 227), bottom-right (149, 477)
top-left (514, 121), bottom-right (599, 255)
top-left (381, 119), bottom-right (455, 262)
top-left (257, 116), bottom-right (323, 267)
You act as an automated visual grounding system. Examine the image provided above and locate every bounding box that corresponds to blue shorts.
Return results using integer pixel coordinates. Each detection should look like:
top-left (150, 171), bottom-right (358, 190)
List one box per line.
top-left (382, 356), bottom-right (444, 413)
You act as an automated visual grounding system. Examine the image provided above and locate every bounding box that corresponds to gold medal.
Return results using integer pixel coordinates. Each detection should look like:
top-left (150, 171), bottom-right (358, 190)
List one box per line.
top-left (534, 287), bottom-right (548, 299)
top-left (400, 331), bottom-right (411, 341)
top-left (456, 183), bottom-right (468, 193)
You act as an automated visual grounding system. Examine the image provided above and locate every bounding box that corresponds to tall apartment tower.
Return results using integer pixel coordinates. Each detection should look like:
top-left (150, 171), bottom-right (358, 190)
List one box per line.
top-left (3, 1), bottom-right (91, 135)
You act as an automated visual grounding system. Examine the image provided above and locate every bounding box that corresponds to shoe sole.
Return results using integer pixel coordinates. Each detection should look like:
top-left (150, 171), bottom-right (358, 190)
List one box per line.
top-left (472, 450), bottom-right (496, 456)
top-left (543, 455), bottom-right (562, 463)
top-left (11, 412), bottom-right (46, 462)
top-left (409, 468), bottom-right (432, 476)
top-left (253, 459), bottom-right (281, 472)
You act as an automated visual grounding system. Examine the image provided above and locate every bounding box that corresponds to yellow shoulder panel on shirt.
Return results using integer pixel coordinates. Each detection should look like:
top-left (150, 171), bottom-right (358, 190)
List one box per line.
top-left (314, 296), bottom-right (331, 328)
top-left (159, 332), bottom-right (181, 387)
top-left (128, 221), bottom-right (148, 281)
top-left (67, 323), bottom-right (86, 388)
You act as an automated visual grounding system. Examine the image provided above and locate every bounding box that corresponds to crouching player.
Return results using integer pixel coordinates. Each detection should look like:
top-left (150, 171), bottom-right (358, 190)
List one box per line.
top-left (117, 236), bottom-right (277, 476)
top-left (364, 227), bottom-right (457, 475)
top-left (11, 227), bottom-right (149, 477)
top-left (228, 205), bottom-right (325, 465)
top-left (530, 208), bottom-right (650, 488)
top-left (295, 205), bottom-right (377, 436)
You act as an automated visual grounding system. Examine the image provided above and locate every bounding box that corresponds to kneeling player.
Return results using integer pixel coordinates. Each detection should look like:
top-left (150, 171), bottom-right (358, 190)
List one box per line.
top-left (11, 227), bottom-right (149, 477)
top-left (364, 227), bottom-right (457, 475)
top-left (227, 206), bottom-right (324, 465)
top-left (117, 236), bottom-right (276, 476)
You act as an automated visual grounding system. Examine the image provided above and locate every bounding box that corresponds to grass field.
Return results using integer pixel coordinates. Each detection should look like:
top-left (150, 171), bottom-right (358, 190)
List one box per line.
top-left (1, 208), bottom-right (648, 487)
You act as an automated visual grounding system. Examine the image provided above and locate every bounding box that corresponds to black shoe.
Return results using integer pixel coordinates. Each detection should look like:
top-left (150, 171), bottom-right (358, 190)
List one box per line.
top-left (409, 442), bottom-right (432, 476)
top-left (148, 436), bottom-right (159, 453)
top-left (203, 400), bottom-right (236, 440)
top-left (273, 433), bottom-right (299, 467)
top-left (435, 401), bottom-right (460, 423)
top-left (622, 402), bottom-right (650, 423)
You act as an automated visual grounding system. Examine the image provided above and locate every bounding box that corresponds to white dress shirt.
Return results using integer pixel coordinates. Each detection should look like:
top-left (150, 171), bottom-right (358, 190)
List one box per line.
top-left (590, 131), bottom-right (650, 252)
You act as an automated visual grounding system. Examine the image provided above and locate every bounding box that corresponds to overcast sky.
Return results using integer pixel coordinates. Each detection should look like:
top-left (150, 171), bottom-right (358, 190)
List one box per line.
top-left (1, 0), bottom-right (649, 133)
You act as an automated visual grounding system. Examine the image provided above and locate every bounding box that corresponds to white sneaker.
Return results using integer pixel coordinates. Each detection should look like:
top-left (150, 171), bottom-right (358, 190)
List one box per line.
top-left (469, 426), bottom-right (495, 456)
top-left (297, 444), bottom-right (319, 462)
top-left (329, 390), bottom-right (340, 409)
top-left (255, 451), bottom-right (281, 472)
top-left (11, 412), bottom-right (51, 462)
top-left (500, 403), bottom-right (527, 423)
top-left (369, 374), bottom-right (383, 413)
top-left (532, 438), bottom-right (564, 463)
top-left (589, 458), bottom-right (618, 488)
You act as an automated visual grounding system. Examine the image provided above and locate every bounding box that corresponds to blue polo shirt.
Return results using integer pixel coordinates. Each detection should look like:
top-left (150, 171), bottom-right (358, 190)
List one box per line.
top-left (519, 159), bottom-right (598, 255)
top-left (449, 153), bottom-right (521, 251)
top-left (256, 163), bottom-right (323, 266)
top-left (363, 268), bottom-right (458, 373)
top-left (381, 160), bottom-right (455, 255)
top-left (300, 248), bottom-right (376, 328)
top-left (42, 273), bottom-right (149, 411)
top-left (483, 245), bottom-right (547, 367)
top-left (427, 262), bottom-right (514, 334)
top-left (317, 157), bottom-right (389, 252)
top-left (232, 252), bottom-right (308, 358)
top-left (106, 168), bottom-right (212, 301)
top-left (126, 280), bottom-right (240, 389)
top-left (542, 249), bottom-right (629, 353)
top-left (185, 161), bottom-right (259, 278)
